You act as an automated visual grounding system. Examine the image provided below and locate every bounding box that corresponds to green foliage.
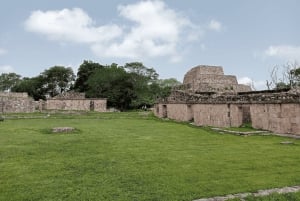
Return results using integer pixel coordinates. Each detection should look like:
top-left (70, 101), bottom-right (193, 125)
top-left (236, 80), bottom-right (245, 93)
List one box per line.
top-left (12, 76), bottom-right (47, 100)
top-left (86, 65), bottom-right (135, 110)
top-left (40, 66), bottom-right (75, 97)
top-left (80, 61), bottom-right (180, 110)
top-left (0, 72), bottom-right (21, 91)
top-left (290, 67), bottom-right (300, 87)
top-left (74, 60), bottom-right (104, 92)
top-left (8, 60), bottom-right (180, 109)
top-left (1, 112), bottom-right (300, 201)
top-left (276, 82), bottom-right (291, 90)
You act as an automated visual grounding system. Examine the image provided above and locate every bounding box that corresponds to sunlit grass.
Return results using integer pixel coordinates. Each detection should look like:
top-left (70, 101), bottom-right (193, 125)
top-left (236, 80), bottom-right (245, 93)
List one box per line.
top-left (1, 112), bottom-right (300, 201)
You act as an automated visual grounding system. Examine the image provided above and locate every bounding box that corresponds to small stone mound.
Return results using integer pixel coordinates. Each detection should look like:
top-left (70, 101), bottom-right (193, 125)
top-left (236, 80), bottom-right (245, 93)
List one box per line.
top-left (52, 127), bottom-right (75, 133)
top-left (280, 141), bottom-right (294, 145)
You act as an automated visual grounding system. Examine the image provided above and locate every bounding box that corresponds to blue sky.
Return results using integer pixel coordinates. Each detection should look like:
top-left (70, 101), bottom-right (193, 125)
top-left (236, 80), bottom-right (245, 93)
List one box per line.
top-left (0, 0), bottom-right (299, 89)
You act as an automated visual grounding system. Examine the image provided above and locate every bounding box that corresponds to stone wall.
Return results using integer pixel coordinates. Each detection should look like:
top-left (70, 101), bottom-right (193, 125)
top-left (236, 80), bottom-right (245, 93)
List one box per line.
top-left (0, 92), bottom-right (107, 113)
top-left (155, 102), bottom-right (300, 134)
top-left (46, 99), bottom-right (106, 112)
top-left (161, 104), bottom-right (193, 122)
top-left (155, 89), bottom-right (300, 135)
top-left (251, 103), bottom-right (300, 134)
top-left (0, 92), bottom-right (36, 113)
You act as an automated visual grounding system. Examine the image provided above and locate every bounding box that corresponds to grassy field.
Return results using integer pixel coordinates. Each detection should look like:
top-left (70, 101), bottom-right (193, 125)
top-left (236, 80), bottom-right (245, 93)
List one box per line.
top-left (0, 112), bottom-right (300, 201)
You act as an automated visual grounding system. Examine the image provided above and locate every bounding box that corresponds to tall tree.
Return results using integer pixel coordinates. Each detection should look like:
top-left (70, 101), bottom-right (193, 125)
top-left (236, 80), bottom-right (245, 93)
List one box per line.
top-left (40, 66), bottom-right (75, 97)
top-left (74, 60), bottom-right (104, 92)
top-left (0, 72), bottom-right (21, 91)
top-left (12, 76), bottom-right (47, 100)
top-left (86, 64), bottom-right (134, 110)
top-left (124, 62), bottom-right (159, 108)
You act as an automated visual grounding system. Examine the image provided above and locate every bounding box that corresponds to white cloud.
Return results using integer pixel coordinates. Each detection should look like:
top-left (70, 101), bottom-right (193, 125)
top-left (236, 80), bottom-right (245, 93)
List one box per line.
top-left (0, 48), bottom-right (7, 55)
top-left (208, 19), bottom-right (222, 32)
top-left (24, 1), bottom-right (206, 62)
top-left (92, 0), bottom-right (200, 62)
top-left (0, 65), bottom-right (14, 74)
top-left (25, 8), bottom-right (122, 44)
top-left (238, 77), bottom-right (266, 90)
top-left (264, 45), bottom-right (300, 61)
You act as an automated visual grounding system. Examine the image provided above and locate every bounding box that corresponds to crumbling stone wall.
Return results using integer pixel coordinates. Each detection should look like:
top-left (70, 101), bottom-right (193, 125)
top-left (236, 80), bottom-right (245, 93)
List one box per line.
top-left (0, 92), bottom-right (36, 113)
top-left (181, 65), bottom-right (251, 93)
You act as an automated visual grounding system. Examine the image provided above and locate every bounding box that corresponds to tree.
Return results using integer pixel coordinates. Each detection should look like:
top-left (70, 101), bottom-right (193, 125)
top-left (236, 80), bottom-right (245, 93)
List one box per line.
top-left (124, 62), bottom-right (160, 108)
top-left (12, 76), bottom-right (47, 100)
top-left (267, 61), bottom-right (300, 90)
top-left (155, 78), bottom-right (181, 98)
top-left (86, 65), bottom-right (135, 110)
top-left (74, 60), bottom-right (104, 92)
top-left (0, 73), bottom-right (21, 91)
top-left (40, 66), bottom-right (75, 97)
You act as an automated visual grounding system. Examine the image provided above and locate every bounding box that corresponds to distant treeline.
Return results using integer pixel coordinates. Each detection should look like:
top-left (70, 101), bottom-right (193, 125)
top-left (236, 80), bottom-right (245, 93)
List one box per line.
top-left (0, 60), bottom-right (181, 110)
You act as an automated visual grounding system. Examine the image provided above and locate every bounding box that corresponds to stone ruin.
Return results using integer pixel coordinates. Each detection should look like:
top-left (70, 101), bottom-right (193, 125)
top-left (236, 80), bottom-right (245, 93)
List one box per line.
top-left (177, 65), bottom-right (251, 93)
top-left (46, 92), bottom-right (106, 112)
top-left (0, 92), bottom-right (36, 113)
top-left (154, 65), bottom-right (300, 135)
top-left (0, 91), bottom-right (107, 113)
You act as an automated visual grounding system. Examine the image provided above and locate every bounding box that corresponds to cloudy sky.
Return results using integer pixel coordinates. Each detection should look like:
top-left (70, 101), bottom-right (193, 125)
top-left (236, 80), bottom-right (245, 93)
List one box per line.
top-left (0, 0), bottom-right (299, 89)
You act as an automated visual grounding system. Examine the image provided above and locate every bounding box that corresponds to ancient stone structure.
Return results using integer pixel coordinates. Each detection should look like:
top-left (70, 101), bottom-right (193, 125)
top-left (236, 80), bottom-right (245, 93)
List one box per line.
top-left (0, 92), bottom-right (36, 113)
top-left (179, 65), bottom-right (251, 93)
top-left (0, 91), bottom-right (107, 113)
top-left (45, 92), bottom-right (107, 112)
top-left (154, 66), bottom-right (300, 135)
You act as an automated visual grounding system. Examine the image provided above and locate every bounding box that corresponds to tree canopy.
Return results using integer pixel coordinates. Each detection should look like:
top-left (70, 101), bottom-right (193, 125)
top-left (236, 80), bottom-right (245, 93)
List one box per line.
top-left (0, 73), bottom-right (21, 91)
top-left (7, 60), bottom-right (181, 110)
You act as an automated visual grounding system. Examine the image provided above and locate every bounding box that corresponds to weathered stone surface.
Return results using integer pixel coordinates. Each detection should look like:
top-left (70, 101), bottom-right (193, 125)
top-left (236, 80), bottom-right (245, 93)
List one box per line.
top-left (0, 92), bottom-right (107, 113)
top-left (52, 127), bottom-right (75, 133)
top-left (181, 65), bottom-right (251, 93)
top-left (154, 65), bottom-right (300, 135)
top-left (0, 92), bottom-right (36, 113)
top-left (46, 92), bottom-right (107, 112)
top-left (193, 185), bottom-right (300, 201)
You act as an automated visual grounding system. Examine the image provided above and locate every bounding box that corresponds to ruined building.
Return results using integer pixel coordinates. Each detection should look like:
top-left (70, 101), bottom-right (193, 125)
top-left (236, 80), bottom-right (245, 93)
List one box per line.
top-left (0, 92), bottom-right (36, 113)
top-left (181, 65), bottom-right (251, 93)
top-left (154, 65), bottom-right (300, 135)
top-left (0, 92), bottom-right (107, 113)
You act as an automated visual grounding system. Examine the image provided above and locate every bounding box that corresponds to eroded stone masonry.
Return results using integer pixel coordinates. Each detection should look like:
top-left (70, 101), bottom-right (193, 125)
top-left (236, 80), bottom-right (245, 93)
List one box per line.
top-left (154, 65), bottom-right (300, 135)
top-left (0, 92), bottom-right (107, 113)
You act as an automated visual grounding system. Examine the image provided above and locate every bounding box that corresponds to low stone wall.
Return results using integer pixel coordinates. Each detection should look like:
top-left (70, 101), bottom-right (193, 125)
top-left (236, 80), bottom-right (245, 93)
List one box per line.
top-left (46, 99), bottom-right (106, 112)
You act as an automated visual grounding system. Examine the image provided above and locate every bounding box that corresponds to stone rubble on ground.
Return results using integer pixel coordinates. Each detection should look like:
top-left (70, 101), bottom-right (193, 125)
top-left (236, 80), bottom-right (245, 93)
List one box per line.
top-left (193, 185), bottom-right (300, 201)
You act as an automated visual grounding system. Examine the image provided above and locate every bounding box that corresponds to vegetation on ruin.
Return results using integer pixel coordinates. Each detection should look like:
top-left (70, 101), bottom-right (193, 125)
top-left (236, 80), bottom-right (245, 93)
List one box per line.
top-left (1, 112), bottom-right (300, 201)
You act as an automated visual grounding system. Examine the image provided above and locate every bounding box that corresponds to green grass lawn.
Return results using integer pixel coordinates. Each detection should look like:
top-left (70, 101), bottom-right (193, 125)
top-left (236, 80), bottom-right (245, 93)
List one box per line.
top-left (1, 112), bottom-right (300, 201)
